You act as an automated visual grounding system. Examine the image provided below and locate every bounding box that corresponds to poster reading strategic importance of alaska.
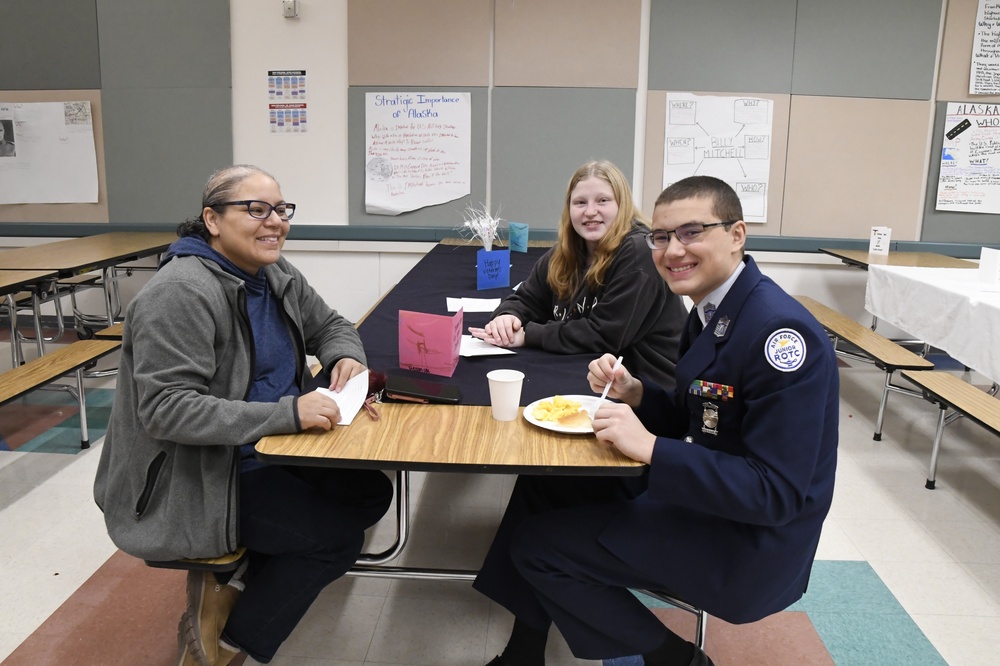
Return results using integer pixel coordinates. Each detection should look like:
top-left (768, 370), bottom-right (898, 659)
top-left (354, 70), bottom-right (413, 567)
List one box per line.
top-left (364, 92), bottom-right (471, 216)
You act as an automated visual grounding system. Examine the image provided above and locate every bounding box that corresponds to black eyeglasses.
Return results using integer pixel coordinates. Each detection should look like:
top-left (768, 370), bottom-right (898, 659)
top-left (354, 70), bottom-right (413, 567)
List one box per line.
top-left (644, 221), bottom-right (734, 249)
top-left (213, 200), bottom-right (296, 221)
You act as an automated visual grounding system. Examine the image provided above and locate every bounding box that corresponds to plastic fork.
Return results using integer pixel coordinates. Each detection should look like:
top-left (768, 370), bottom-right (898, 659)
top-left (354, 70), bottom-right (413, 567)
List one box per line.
top-left (588, 355), bottom-right (623, 419)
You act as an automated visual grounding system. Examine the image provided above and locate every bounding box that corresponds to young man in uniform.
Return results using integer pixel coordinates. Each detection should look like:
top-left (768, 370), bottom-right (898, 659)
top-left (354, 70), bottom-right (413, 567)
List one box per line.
top-left (474, 176), bottom-right (839, 666)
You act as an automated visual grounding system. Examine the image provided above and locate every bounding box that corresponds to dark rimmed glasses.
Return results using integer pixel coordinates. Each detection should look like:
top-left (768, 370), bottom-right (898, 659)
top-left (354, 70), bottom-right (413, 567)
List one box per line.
top-left (214, 200), bottom-right (297, 221)
top-left (644, 221), bottom-right (734, 249)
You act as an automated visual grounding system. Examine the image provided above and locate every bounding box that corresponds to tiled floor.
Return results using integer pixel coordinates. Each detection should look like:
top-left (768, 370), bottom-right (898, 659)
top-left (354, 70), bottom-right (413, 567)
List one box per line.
top-left (1, 339), bottom-right (1000, 665)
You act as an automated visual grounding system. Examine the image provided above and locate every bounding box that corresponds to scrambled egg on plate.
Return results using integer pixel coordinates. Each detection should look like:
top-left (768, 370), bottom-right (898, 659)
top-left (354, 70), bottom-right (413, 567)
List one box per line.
top-left (532, 395), bottom-right (583, 422)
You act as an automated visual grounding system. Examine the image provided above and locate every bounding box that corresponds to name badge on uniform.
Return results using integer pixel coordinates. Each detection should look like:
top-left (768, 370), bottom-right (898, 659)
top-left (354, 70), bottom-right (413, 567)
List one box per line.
top-left (701, 402), bottom-right (719, 435)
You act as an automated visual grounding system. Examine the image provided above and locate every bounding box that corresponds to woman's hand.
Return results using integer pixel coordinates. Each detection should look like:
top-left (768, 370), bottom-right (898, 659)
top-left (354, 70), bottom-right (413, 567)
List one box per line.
top-left (468, 314), bottom-right (525, 347)
top-left (328, 357), bottom-right (367, 392)
top-left (296, 391), bottom-right (343, 431)
top-left (587, 353), bottom-right (643, 408)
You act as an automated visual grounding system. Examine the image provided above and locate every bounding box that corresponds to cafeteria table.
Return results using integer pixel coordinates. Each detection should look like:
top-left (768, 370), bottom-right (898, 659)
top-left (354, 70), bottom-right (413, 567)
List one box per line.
top-left (257, 241), bottom-right (644, 581)
top-left (0, 231), bottom-right (177, 332)
top-left (0, 269), bottom-right (59, 366)
top-left (866, 264), bottom-right (1000, 384)
top-left (819, 247), bottom-right (978, 270)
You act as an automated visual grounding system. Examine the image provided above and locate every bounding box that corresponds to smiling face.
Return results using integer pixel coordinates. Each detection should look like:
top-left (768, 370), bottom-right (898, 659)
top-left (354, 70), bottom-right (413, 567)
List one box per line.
top-left (650, 195), bottom-right (746, 305)
top-left (203, 173), bottom-right (289, 274)
top-left (568, 176), bottom-right (619, 255)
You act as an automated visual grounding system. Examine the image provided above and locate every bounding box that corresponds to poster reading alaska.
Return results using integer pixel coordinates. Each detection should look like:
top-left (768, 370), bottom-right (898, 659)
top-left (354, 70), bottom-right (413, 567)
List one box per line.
top-left (937, 102), bottom-right (1000, 214)
top-left (364, 92), bottom-right (471, 216)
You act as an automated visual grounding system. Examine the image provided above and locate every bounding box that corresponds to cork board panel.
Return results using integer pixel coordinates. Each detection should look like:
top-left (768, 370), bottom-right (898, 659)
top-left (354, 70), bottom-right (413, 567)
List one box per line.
top-left (648, 0), bottom-right (797, 95)
top-left (491, 87), bottom-right (636, 229)
top-left (493, 0), bottom-right (641, 88)
top-left (347, 0), bottom-right (492, 86)
top-left (96, 0), bottom-right (231, 89)
top-left (782, 96), bottom-right (932, 241)
top-left (0, 90), bottom-right (108, 223)
top-left (936, 0), bottom-right (1000, 103)
top-left (791, 0), bottom-right (941, 100)
top-left (641, 91), bottom-right (789, 237)
top-left (0, 0), bottom-right (100, 91)
top-left (102, 87), bottom-right (232, 225)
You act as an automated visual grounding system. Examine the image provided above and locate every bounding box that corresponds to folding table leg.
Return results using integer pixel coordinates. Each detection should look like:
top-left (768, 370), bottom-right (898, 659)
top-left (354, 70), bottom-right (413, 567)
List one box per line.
top-left (925, 402), bottom-right (947, 490)
top-left (76, 368), bottom-right (90, 449)
top-left (874, 370), bottom-right (893, 441)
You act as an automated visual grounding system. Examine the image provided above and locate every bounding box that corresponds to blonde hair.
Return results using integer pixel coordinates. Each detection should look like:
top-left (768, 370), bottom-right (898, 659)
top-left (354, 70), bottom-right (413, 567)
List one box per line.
top-left (547, 160), bottom-right (648, 300)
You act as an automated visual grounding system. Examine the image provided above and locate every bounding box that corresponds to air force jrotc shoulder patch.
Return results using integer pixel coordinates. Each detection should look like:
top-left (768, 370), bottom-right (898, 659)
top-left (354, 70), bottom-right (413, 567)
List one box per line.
top-left (765, 328), bottom-right (807, 372)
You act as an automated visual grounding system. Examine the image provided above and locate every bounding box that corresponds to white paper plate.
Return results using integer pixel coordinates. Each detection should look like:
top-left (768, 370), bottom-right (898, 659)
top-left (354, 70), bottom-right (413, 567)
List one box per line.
top-left (522, 394), bottom-right (596, 434)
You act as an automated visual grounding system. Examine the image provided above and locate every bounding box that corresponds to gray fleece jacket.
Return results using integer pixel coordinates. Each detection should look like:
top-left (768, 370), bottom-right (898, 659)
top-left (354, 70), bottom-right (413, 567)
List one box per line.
top-left (93, 254), bottom-right (365, 560)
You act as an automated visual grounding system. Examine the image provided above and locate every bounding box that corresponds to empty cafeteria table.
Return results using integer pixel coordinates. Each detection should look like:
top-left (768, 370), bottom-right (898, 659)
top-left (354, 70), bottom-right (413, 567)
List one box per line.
top-left (0, 232), bottom-right (176, 329)
top-left (1, 269), bottom-right (58, 365)
top-left (820, 248), bottom-right (977, 270)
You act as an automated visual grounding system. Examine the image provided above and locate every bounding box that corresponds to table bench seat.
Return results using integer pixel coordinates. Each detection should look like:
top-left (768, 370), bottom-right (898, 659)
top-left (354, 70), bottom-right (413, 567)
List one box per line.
top-left (0, 339), bottom-right (121, 448)
top-left (901, 370), bottom-right (1000, 489)
top-left (795, 295), bottom-right (933, 441)
top-left (95, 321), bottom-right (124, 339)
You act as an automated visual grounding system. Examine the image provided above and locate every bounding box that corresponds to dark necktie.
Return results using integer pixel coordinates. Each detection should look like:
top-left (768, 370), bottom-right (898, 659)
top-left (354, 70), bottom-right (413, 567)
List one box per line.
top-left (683, 309), bottom-right (702, 353)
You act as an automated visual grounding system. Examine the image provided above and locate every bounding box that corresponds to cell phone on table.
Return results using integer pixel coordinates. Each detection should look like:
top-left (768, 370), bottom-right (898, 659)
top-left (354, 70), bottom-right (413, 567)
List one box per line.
top-left (384, 372), bottom-right (461, 404)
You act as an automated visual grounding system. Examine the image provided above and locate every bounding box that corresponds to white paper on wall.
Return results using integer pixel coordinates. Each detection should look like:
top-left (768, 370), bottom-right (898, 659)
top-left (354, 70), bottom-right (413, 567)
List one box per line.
top-left (0, 101), bottom-right (99, 204)
top-left (663, 93), bottom-right (773, 223)
top-left (364, 92), bottom-right (471, 216)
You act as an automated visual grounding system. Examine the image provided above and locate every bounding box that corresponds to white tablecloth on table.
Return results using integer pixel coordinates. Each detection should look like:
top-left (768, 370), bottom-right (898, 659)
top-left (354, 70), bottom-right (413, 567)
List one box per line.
top-left (865, 265), bottom-right (1000, 384)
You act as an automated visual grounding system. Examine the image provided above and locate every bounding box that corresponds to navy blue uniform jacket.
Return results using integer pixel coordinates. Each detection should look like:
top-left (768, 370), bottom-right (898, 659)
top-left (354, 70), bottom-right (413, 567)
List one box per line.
top-left (598, 256), bottom-right (839, 624)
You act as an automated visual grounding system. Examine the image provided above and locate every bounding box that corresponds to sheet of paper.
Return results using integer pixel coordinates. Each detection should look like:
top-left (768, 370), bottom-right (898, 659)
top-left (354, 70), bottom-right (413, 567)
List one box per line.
top-left (364, 92), bottom-right (472, 215)
top-left (313, 369), bottom-right (369, 425)
top-left (447, 297), bottom-right (501, 313)
top-left (971, 0), bottom-right (1000, 94)
top-left (936, 102), bottom-right (1000, 213)
top-left (0, 101), bottom-right (99, 204)
top-left (461, 334), bottom-right (516, 357)
top-left (663, 93), bottom-right (772, 223)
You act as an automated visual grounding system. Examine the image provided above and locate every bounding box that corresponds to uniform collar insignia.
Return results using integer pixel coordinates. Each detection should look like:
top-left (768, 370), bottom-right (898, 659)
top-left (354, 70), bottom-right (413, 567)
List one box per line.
top-left (713, 315), bottom-right (731, 337)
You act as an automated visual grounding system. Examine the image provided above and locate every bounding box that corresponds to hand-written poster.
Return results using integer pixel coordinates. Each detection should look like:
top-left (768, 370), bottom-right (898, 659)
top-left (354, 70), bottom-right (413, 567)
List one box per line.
top-left (663, 93), bottom-right (772, 223)
top-left (971, 0), bottom-right (1000, 94)
top-left (0, 101), bottom-right (99, 204)
top-left (936, 102), bottom-right (1000, 213)
top-left (365, 92), bottom-right (471, 216)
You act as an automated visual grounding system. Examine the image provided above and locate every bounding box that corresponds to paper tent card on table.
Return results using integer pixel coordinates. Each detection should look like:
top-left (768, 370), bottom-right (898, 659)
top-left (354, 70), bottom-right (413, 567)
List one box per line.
top-left (398, 308), bottom-right (463, 377)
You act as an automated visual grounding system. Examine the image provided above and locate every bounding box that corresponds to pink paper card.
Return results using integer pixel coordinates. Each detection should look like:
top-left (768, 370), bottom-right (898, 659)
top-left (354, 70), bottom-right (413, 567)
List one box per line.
top-left (398, 308), bottom-right (463, 377)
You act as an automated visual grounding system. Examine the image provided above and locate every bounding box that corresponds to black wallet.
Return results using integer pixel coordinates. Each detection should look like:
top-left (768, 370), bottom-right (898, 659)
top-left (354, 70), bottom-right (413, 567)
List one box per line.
top-left (384, 372), bottom-right (461, 404)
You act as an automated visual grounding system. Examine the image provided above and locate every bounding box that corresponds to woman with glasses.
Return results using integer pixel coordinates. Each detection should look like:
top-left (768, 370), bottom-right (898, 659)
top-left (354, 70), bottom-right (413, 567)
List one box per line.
top-left (468, 160), bottom-right (687, 392)
top-left (95, 164), bottom-right (393, 666)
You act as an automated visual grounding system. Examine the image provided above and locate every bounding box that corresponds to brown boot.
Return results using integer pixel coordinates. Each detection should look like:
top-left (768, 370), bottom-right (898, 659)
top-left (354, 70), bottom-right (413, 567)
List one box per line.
top-left (213, 644), bottom-right (240, 666)
top-left (175, 571), bottom-right (241, 666)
